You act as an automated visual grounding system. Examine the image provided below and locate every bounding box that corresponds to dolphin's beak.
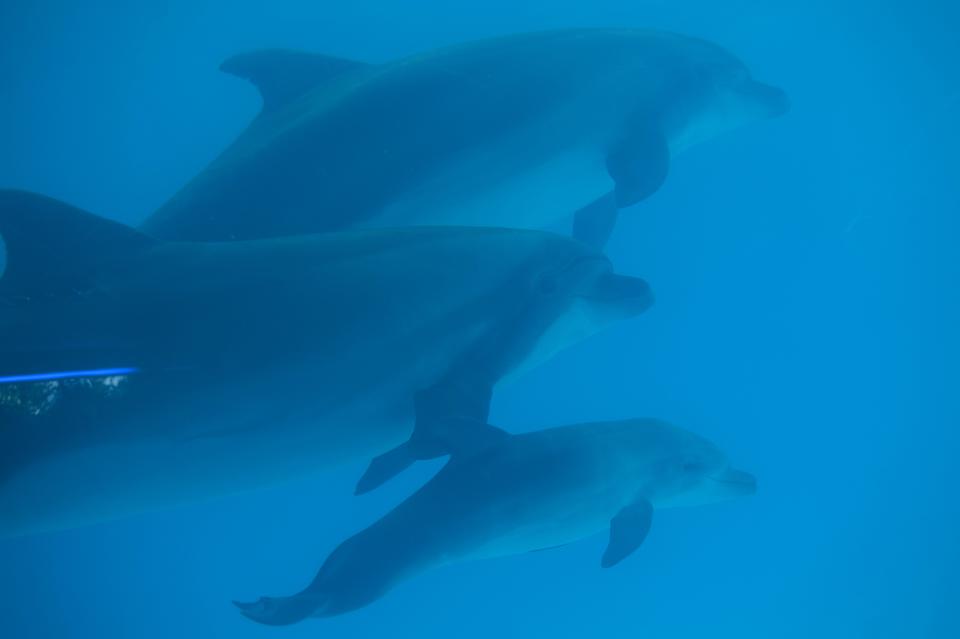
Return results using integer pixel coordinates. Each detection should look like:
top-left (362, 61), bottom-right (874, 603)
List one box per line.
top-left (581, 273), bottom-right (654, 318)
top-left (709, 467), bottom-right (757, 496)
top-left (739, 80), bottom-right (790, 118)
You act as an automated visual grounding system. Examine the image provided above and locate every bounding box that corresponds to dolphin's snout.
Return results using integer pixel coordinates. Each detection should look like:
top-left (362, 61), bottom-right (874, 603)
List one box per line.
top-left (740, 80), bottom-right (790, 118)
top-left (710, 467), bottom-right (757, 496)
top-left (585, 273), bottom-right (654, 317)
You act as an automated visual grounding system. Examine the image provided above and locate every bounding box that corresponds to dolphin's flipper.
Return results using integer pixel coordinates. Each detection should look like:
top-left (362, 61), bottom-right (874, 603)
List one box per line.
top-left (572, 192), bottom-right (619, 248)
top-left (355, 418), bottom-right (508, 495)
top-left (606, 125), bottom-right (670, 209)
top-left (600, 498), bottom-right (653, 568)
top-left (355, 380), bottom-right (507, 494)
top-left (220, 49), bottom-right (371, 113)
top-left (354, 443), bottom-right (417, 495)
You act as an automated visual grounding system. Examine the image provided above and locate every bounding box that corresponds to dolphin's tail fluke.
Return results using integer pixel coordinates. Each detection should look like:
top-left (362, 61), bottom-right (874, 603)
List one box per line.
top-left (237, 528), bottom-right (384, 624)
top-left (234, 592), bottom-right (329, 626)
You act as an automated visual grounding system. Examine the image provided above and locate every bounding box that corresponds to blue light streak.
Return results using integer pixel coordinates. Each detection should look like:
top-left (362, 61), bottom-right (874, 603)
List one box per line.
top-left (0, 367), bottom-right (138, 384)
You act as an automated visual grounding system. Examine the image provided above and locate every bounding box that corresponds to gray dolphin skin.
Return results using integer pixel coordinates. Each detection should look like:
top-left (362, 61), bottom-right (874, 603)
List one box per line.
top-left (141, 29), bottom-right (789, 247)
top-left (235, 419), bottom-right (756, 625)
top-left (0, 190), bottom-right (652, 537)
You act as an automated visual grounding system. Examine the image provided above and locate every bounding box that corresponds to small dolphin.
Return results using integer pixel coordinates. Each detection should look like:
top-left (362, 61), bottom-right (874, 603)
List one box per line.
top-left (235, 418), bottom-right (756, 624)
top-left (141, 29), bottom-right (789, 246)
top-left (0, 191), bottom-right (651, 536)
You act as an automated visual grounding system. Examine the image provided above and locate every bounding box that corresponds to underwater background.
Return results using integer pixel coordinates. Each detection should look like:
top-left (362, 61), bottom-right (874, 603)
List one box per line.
top-left (1, 0), bottom-right (957, 637)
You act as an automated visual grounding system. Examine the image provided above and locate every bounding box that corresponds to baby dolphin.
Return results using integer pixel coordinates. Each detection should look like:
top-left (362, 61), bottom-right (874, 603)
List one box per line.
top-left (142, 29), bottom-right (789, 247)
top-left (235, 419), bottom-right (756, 624)
top-left (0, 191), bottom-right (651, 536)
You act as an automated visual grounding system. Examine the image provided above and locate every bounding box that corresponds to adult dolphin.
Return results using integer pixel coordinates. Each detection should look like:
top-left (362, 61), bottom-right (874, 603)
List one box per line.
top-left (235, 418), bottom-right (756, 624)
top-left (0, 190), bottom-right (651, 537)
top-left (141, 29), bottom-right (789, 247)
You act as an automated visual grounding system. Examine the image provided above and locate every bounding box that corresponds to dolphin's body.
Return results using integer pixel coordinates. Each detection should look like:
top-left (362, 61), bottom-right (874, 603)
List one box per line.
top-left (236, 419), bottom-right (756, 624)
top-left (0, 191), bottom-right (651, 537)
top-left (141, 29), bottom-right (789, 246)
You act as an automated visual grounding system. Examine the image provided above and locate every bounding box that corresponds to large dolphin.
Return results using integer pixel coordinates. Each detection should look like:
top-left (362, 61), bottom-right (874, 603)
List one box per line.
top-left (0, 191), bottom-right (651, 536)
top-left (141, 29), bottom-right (789, 246)
top-left (235, 418), bottom-right (756, 624)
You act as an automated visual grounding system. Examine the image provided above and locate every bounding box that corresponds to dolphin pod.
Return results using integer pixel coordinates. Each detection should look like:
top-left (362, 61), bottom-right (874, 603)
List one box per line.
top-left (0, 190), bottom-right (650, 536)
top-left (141, 29), bottom-right (788, 247)
top-left (235, 419), bottom-right (756, 624)
top-left (0, 27), bottom-right (782, 624)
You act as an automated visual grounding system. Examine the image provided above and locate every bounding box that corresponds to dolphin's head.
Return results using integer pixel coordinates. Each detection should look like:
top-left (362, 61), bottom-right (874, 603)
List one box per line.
top-left (534, 253), bottom-right (654, 325)
top-left (504, 237), bottom-right (653, 378)
top-left (647, 34), bottom-right (790, 153)
top-left (616, 419), bottom-right (756, 508)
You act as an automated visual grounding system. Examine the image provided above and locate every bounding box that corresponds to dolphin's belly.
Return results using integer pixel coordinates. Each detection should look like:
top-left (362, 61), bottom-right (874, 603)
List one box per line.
top-left (370, 141), bottom-right (612, 232)
top-left (0, 315), bottom-right (488, 537)
top-left (0, 272), bottom-right (502, 536)
top-left (409, 465), bottom-right (631, 568)
top-left (0, 389), bottom-right (411, 538)
top-left (460, 492), bottom-right (622, 562)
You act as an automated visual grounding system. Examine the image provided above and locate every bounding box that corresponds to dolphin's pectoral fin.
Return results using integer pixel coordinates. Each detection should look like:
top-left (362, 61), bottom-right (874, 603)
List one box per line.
top-left (606, 126), bottom-right (670, 209)
top-left (600, 499), bottom-right (653, 568)
top-left (572, 192), bottom-right (619, 248)
top-left (355, 443), bottom-right (417, 495)
top-left (355, 418), bottom-right (508, 495)
top-left (355, 380), bottom-right (507, 495)
top-left (409, 380), bottom-right (507, 459)
top-left (220, 49), bottom-right (371, 113)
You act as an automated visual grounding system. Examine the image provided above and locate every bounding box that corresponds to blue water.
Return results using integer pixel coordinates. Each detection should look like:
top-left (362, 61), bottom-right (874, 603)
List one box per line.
top-left (1, 1), bottom-right (957, 637)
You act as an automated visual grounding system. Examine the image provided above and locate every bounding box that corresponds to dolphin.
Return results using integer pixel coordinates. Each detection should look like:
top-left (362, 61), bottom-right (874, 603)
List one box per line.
top-left (0, 190), bottom-right (652, 536)
top-left (234, 418), bottom-right (756, 624)
top-left (141, 29), bottom-right (789, 247)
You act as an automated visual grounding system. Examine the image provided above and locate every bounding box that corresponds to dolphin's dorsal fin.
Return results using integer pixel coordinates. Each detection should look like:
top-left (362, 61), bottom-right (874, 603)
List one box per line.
top-left (0, 190), bottom-right (156, 300)
top-left (220, 49), bottom-right (370, 113)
